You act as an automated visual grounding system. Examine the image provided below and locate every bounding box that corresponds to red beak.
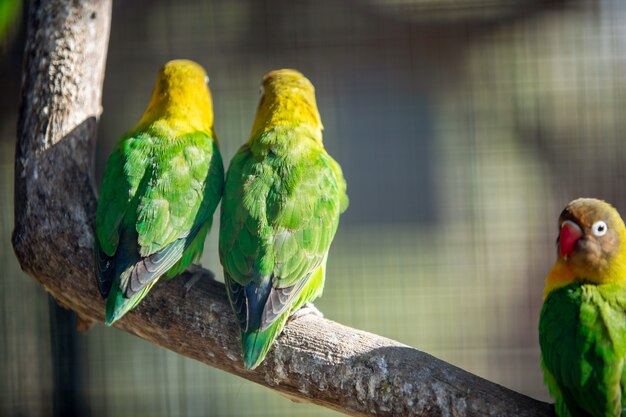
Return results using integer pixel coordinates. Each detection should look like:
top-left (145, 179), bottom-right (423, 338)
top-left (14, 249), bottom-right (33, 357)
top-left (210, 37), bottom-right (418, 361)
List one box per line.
top-left (559, 220), bottom-right (582, 258)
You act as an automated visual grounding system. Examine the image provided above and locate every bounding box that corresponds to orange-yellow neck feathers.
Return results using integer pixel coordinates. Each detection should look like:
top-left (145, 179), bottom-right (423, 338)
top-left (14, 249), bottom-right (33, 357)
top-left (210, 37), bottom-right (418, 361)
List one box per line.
top-left (544, 198), bottom-right (626, 299)
top-left (136, 59), bottom-right (214, 136)
top-left (250, 69), bottom-right (323, 140)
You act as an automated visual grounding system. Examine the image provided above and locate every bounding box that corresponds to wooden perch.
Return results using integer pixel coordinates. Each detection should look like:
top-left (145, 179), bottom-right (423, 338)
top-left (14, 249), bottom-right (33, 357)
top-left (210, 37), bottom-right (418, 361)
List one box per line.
top-left (12, 1), bottom-right (553, 415)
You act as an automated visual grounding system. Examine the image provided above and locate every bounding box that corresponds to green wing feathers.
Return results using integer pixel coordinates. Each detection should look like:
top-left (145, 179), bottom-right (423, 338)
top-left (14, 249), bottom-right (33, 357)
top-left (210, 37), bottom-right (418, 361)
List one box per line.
top-left (220, 127), bottom-right (347, 369)
top-left (539, 283), bottom-right (626, 417)
top-left (95, 131), bottom-right (224, 325)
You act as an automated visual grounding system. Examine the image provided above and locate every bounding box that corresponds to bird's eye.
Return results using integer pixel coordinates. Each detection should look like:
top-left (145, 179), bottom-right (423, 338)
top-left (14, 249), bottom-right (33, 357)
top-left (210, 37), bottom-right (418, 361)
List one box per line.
top-left (205, 75), bottom-right (210, 85)
top-left (259, 85), bottom-right (264, 96)
top-left (592, 220), bottom-right (608, 237)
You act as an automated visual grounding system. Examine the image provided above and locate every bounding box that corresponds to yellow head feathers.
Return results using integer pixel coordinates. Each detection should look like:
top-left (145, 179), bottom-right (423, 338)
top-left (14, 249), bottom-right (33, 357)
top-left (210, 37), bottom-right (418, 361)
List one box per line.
top-left (250, 69), bottom-right (323, 138)
top-left (137, 59), bottom-right (214, 135)
top-left (544, 198), bottom-right (626, 298)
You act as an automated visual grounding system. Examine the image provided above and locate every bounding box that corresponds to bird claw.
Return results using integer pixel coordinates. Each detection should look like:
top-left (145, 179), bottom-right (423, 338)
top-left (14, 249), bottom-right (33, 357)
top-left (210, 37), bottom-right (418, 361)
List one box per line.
top-left (289, 302), bottom-right (324, 323)
top-left (187, 264), bottom-right (215, 279)
top-left (183, 264), bottom-right (214, 297)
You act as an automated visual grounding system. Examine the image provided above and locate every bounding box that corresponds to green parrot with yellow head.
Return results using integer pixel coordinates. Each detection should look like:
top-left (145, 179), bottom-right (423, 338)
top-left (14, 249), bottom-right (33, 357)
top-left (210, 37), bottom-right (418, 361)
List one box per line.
top-left (219, 69), bottom-right (348, 369)
top-left (540, 198), bottom-right (626, 417)
top-left (95, 60), bottom-right (224, 325)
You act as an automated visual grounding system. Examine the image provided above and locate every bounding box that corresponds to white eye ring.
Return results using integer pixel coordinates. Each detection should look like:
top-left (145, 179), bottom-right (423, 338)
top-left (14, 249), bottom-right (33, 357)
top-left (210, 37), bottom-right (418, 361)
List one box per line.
top-left (204, 75), bottom-right (210, 84)
top-left (259, 85), bottom-right (264, 96)
top-left (592, 220), bottom-right (608, 237)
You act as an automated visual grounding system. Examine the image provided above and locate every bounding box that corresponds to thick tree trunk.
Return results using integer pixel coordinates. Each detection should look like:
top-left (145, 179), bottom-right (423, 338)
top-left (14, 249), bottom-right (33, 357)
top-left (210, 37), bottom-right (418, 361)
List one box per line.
top-left (48, 295), bottom-right (88, 417)
top-left (12, 1), bottom-right (554, 416)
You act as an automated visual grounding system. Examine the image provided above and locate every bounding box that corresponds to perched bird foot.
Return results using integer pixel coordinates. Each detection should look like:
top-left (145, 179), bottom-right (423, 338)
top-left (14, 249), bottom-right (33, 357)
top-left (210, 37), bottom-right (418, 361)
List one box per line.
top-left (289, 302), bottom-right (324, 323)
top-left (187, 263), bottom-right (215, 279)
top-left (183, 264), bottom-right (214, 297)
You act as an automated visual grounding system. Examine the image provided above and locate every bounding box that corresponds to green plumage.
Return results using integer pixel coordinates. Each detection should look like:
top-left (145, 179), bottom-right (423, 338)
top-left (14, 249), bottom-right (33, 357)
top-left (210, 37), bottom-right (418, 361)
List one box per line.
top-left (96, 129), bottom-right (224, 325)
top-left (539, 282), bottom-right (626, 417)
top-left (220, 124), bottom-right (348, 369)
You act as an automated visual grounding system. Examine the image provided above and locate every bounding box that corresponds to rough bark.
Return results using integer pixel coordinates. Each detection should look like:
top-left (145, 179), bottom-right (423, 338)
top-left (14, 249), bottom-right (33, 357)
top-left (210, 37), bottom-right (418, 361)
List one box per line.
top-left (12, 1), bottom-right (554, 416)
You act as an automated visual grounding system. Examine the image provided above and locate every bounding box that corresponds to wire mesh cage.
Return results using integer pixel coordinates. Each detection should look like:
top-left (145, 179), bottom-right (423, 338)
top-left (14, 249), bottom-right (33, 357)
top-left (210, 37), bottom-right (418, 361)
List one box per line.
top-left (2, 0), bottom-right (626, 415)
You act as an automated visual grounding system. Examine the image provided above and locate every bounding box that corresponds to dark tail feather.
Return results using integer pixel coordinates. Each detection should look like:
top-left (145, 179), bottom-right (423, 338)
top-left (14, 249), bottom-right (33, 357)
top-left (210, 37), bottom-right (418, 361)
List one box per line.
top-left (241, 313), bottom-right (289, 370)
top-left (94, 238), bottom-right (115, 298)
top-left (105, 287), bottom-right (132, 326)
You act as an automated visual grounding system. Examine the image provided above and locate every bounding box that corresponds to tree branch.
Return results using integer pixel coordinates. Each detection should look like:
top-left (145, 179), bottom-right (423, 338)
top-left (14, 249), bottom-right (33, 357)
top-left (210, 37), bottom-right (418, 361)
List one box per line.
top-left (12, 1), bottom-right (553, 415)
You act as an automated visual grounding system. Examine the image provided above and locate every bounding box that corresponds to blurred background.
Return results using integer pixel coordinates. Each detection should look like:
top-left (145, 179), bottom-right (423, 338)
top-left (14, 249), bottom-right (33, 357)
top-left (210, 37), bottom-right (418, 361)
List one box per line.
top-left (2, 0), bottom-right (626, 415)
